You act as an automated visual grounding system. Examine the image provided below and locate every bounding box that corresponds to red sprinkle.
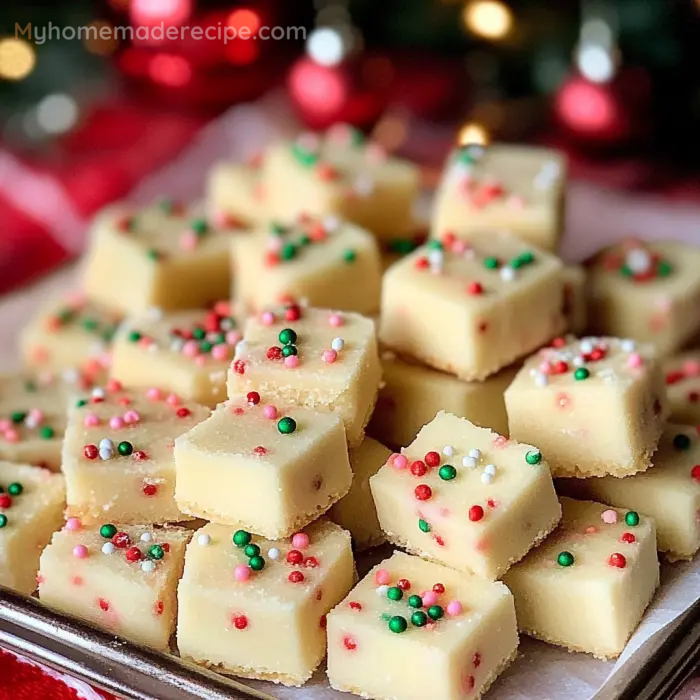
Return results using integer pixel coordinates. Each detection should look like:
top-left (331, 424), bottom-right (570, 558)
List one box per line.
top-left (266, 346), bottom-right (283, 361)
top-left (414, 484), bottom-right (432, 501)
top-left (304, 556), bottom-right (320, 568)
top-left (232, 360), bottom-right (246, 375)
top-left (552, 361), bottom-right (569, 374)
top-left (286, 550), bottom-right (304, 565)
top-left (125, 546), bottom-right (142, 563)
top-left (608, 553), bottom-right (627, 568)
top-left (252, 446), bottom-right (267, 456)
top-left (319, 614), bottom-right (327, 629)
top-left (83, 444), bottom-right (98, 460)
top-left (285, 304), bottom-right (301, 322)
top-left (433, 583), bottom-right (445, 595)
top-left (133, 450), bottom-right (148, 461)
top-left (107, 379), bottom-right (122, 392)
top-left (468, 505), bottom-right (484, 522)
top-left (176, 407), bottom-right (191, 418)
top-left (466, 281), bottom-right (484, 295)
top-left (551, 337), bottom-right (566, 348)
top-left (0, 495), bottom-right (12, 509)
top-left (343, 636), bottom-right (357, 651)
top-left (288, 570), bottom-right (305, 583)
top-left (397, 578), bottom-right (411, 591)
top-left (414, 256), bottom-right (429, 270)
top-left (98, 598), bottom-right (110, 612)
top-left (473, 652), bottom-right (482, 668)
top-left (410, 460), bottom-right (428, 477)
top-left (142, 482), bottom-right (158, 497)
top-left (666, 370), bottom-right (685, 385)
top-left (691, 465), bottom-right (700, 482)
top-left (153, 601), bottom-right (164, 616)
top-left (246, 391), bottom-right (261, 405)
top-left (233, 614), bottom-right (248, 630)
top-left (112, 532), bottom-right (131, 549)
top-left (424, 451), bottom-right (440, 467)
top-left (621, 532), bottom-right (636, 544)
top-left (348, 601), bottom-right (363, 611)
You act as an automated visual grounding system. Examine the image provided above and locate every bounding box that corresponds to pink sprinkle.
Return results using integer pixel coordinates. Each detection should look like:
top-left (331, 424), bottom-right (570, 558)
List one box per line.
top-left (627, 352), bottom-right (643, 369)
top-left (4, 429), bottom-right (19, 443)
top-left (328, 313), bottom-right (344, 327)
top-left (508, 195), bottom-right (526, 209)
top-left (284, 356), bottom-right (299, 369)
top-left (585, 526), bottom-right (599, 534)
top-left (146, 388), bottom-right (162, 401)
top-left (538, 361), bottom-right (552, 375)
top-left (226, 330), bottom-right (242, 346)
top-left (322, 350), bottom-right (338, 364)
top-left (391, 453), bottom-right (408, 469)
top-left (166, 393), bottom-right (181, 406)
top-left (194, 355), bottom-right (206, 367)
top-left (422, 591), bottom-right (439, 606)
top-left (65, 517), bottom-right (82, 531)
top-left (0, 419), bottom-right (9, 432)
top-left (211, 344), bottom-right (229, 361)
top-left (28, 408), bottom-right (44, 423)
top-left (182, 340), bottom-right (199, 358)
top-left (292, 533), bottom-right (310, 550)
top-left (601, 509), bottom-right (618, 524)
top-left (261, 311), bottom-right (276, 326)
top-left (234, 564), bottom-right (251, 582)
top-left (366, 142), bottom-right (387, 164)
top-left (263, 405), bottom-right (278, 420)
top-left (452, 239), bottom-right (467, 254)
top-left (179, 230), bottom-right (198, 251)
top-left (83, 413), bottom-right (100, 428)
top-left (375, 569), bottom-right (391, 585)
top-left (72, 545), bottom-right (89, 559)
top-left (109, 416), bottom-right (125, 430)
top-left (446, 601), bottom-right (463, 616)
top-left (123, 410), bottom-right (140, 424)
top-left (684, 360), bottom-right (700, 377)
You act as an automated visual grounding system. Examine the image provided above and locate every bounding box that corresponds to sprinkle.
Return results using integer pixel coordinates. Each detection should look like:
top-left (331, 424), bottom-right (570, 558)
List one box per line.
top-left (288, 571), bottom-right (305, 583)
top-left (574, 367), bottom-right (590, 381)
top-left (146, 388), bottom-right (163, 401)
top-left (500, 266), bottom-right (516, 282)
top-left (557, 551), bottom-right (574, 567)
top-left (140, 532), bottom-right (153, 543)
top-left (117, 441), bottom-right (133, 457)
top-left (375, 569), bottom-right (391, 585)
top-left (414, 484), bottom-right (432, 501)
top-left (469, 505), bottom-right (484, 522)
top-left (109, 416), bottom-right (125, 430)
top-left (625, 511), bottom-right (640, 527)
top-left (462, 456), bottom-right (477, 468)
top-left (446, 601), bottom-right (463, 616)
top-left (99, 438), bottom-right (113, 451)
top-left (322, 350), bottom-right (338, 363)
top-left (99, 447), bottom-right (113, 461)
top-left (442, 445), bottom-right (454, 457)
top-left (101, 542), bottom-right (115, 555)
top-left (267, 547), bottom-right (280, 560)
top-left (331, 337), bottom-right (344, 352)
top-left (387, 586), bottom-right (403, 601)
top-left (439, 465), bottom-right (457, 481)
top-left (621, 532), bottom-right (636, 544)
top-left (234, 564), bottom-right (251, 582)
top-left (328, 313), bottom-right (344, 327)
top-left (278, 416), bottom-right (297, 434)
top-left (388, 616), bottom-right (408, 633)
top-left (601, 509), bottom-right (618, 524)
top-left (233, 530), bottom-right (252, 547)
top-left (424, 451), bottom-right (440, 467)
top-left (480, 472), bottom-right (494, 485)
top-left (418, 519), bottom-right (431, 533)
top-left (391, 454), bottom-right (408, 469)
top-left (197, 534), bottom-right (211, 546)
top-left (284, 355), bottom-right (299, 368)
top-left (627, 352), bottom-right (644, 369)
top-left (261, 311), bottom-right (276, 326)
top-left (674, 434), bottom-right (692, 451)
top-left (123, 410), bottom-right (140, 424)
top-left (246, 391), bottom-right (261, 406)
top-left (292, 532), bottom-right (310, 550)
top-left (483, 464), bottom-right (497, 477)
top-left (468, 448), bottom-right (481, 460)
top-left (411, 460), bottom-right (428, 477)
top-left (411, 611), bottom-right (428, 627)
top-left (608, 553), bottom-right (627, 569)
top-left (83, 444), bottom-right (98, 460)
top-left (125, 546), bottom-right (142, 563)
top-left (421, 590), bottom-right (438, 606)
top-left (525, 450), bottom-right (542, 465)
top-left (141, 560), bottom-right (156, 573)
top-left (72, 545), bottom-right (89, 559)
top-left (533, 371), bottom-right (549, 387)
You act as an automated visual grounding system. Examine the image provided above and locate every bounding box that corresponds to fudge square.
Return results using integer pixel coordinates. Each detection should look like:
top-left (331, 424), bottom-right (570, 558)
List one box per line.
top-left (431, 143), bottom-right (566, 252)
top-left (174, 398), bottom-right (352, 538)
top-left (503, 498), bottom-right (659, 658)
top-left (587, 239), bottom-right (700, 356)
top-left (505, 336), bottom-right (668, 478)
top-left (231, 215), bottom-right (383, 315)
top-left (370, 412), bottom-right (561, 580)
top-left (558, 424), bottom-right (700, 561)
top-left (0, 462), bottom-right (64, 595)
top-left (326, 551), bottom-right (518, 700)
top-left (0, 373), bottom-right (69, 471)
top-left (206, 160), bottom-right (264, 229)
top-left (20, 292), bottom-right (119, 378)
top-left (329, 437), bottom-right (392, 551)
top-left (110, 304), bottom-right (242, 408)
top-left (83, 200), bottom-right (241, 315)
top-left (63, 384), bottom-right (210, 524)
top-left (228, 305), bottom-right (381, 447)
top-left (379, 231), bottom-right (565, 381)
top-left (39, 523), bottom-right (190, 651)
top-left (664, 351), bottom-right (700, 425)
top-left (178, 519), bottom-right (354, 687)
top-left (262, 125), bottom-right (420, 242)
top-left (368, 350), bottom-right (517, 448)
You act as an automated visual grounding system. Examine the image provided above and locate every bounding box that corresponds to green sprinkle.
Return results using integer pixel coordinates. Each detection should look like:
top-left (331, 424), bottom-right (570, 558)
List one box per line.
top-left (249, 555), bottom-right (265, 571)
top-left (438, 465), bottom-right (457, 481)
top-left (408, 595), bottom-right (423, 608)
top-left (233, 530), bottom-right (251, 547)
top-left (102, 326), bottom-right (116, 342)
top-left (456, 149), bottom-right (475, 166)
top-left (418, 519), bottom-right (430, 533)
top-left (117, 441), bottom-right (133, 456)
top-left (146, 248), bottom-right (161, 261)
top-left (199, 341), bottom-right (213, 353)
top-left (0, 514), bottom-right (7, 528)
top-left (58, 309), bottom-right (74, 324)
top-left (299, 234), bottom-right (311, 246)
top-left (388, 239), bottom-right (418, 255)
top-left (673, 434), bottom-right (692, 451)
top-left (343, 249), bottom-right (357, 263)
top-left (427, 605), bottom-right (444, 621)
top-left (280, 243), bottom-right (297, 261)
top-left (278, 328), bottom-right (297, 345)
top-left (192, 327), bottom-right (206, 340)
top-left (128, 330), bottom-right (142, 343)
top-left (380, 612), bottom-right (391, 622)
top-left (244, 544), bottom-right (260, 558)
top-left (190, 218), bottom-right (208, 236)
top-left (23, 380), bottom-right (37, 393)
top-left (100, 524), bottom-right (117, 539)
top-left (10, 411), bottom-right (26, 424)
top-left (525, 450), bottom-right (542, 465)
top-left (76, 399), bottom-right (88, 408)
top-left (348, 126), bottom-right (364, 146)
top-left (620, 265), bottom-right (633, 277)
top-left (148, 544), bottom-right (165, 560)
top-left (388, 615), bottom-right (408, 634)
top-left (657, 260), bottom-right (673, 277)
top-left (277, 417), bottom-right (297, 435)
top-left (427, 240), bottom-right (444, 251)
top-left (625, 511), bottom-right (640, 527)
top-left (557, 551), bottom-right (574, 567)
top-left (82, 318), bottom-right (98, 332)
top-left (270, 222), bottom-right (286, 235)
top-left (281, 345), bottom-right (298, 357)
top-left (574, 368), bottom-right (590, 381)
top-left (291, 143), bottom-right (319, 168)
top-left (387, 586), bottom-right (403, 602)
top-left (7, 482), bottom-right (22, 496)
top-left (483, 256), bottom-right (499, 270)
top-left (39, 426), bottom-right (55, 440)
top-left (411, 610), bottom-right (428, 627)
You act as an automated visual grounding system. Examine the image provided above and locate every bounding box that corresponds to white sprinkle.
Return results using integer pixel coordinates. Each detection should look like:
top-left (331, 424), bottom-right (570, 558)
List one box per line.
top-left (323, 215), bottom-right (340, 232)
top-left (500, 266), bottom-right (516, 282)
top-left (220, 318), bottom-right (234, 332)
top-left (92, 387), bottom-right (105, 399)
top-left (620, 339), bottom-right (636, 353)
top-left (25, 415), bottom-right (39, 430)
top-left (197, 533), bottom-right (211, 546)
top-left (534, 371), bottom-right (549, 387)
top-left (572, 355), bottom-right (585, 367)
top-left (462, 456), bottom-right (477, 468)
top-left (102, 542), bottom-right (115, 555)
top-left (147, 307), bottom-right (163, 321)
top-left (99, 448), bottom-right (113, 461)
top-left (331, 337), bottom-right (344, 352)
top-left (61, 368), bottom-right (80, 384)
top-left (481, 472), bottom-right (494, 485)
top-left (99, 438), bottom-right (113, 450)
top-left (267, 547), bottom-right (280, 561)
top-left (234, 340), bottom-right (248, 360)
top-left (484, 464), bottom-right (497, 477)
top-left (140, 532), bottom-right (153, 543)
top-left (626, 248), bottom-right (652, 274)
top-left (141, 560), bottom-right (156, 573)
top-left (468, 448), bottom-right (481, 460)
top-left (376, 585), bottom-right (389, 597)
top-left (579, 339), bottom-right (594, 354)
top-left (442, 445), bottom-right (454, 457)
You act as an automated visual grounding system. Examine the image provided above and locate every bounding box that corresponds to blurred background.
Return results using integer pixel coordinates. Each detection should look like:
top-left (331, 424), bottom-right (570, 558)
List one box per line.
top-left (0, 0), bottom-right (698, 290)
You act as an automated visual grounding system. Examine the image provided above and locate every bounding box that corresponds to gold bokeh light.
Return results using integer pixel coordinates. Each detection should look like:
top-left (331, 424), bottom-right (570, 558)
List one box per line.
top-left (462, 1), bottom-right (513, 40)
top-left (0, 38), bottom-right (36, 81)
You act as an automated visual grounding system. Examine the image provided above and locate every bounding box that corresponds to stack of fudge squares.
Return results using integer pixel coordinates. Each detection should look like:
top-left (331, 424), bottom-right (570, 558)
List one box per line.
top-left (0, 124), bottom-right (699, 700)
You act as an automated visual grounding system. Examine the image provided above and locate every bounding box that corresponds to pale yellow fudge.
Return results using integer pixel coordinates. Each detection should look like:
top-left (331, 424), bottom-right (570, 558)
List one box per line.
top-left (228, 306), bottom-right (381, 447)
top-left (20, 292), bottom-right (118, 381)
top-left (503, 498), bottom-right (659, 659)
top-left (232, 216), bottom-right (382, 315)
top-left (588, 239), bottom-right (700, 356)
top-left (379, 232), bottom-right (566, 380)
top-left (63, 384), bottom-right (209, 524)
top-left (178, 519), bottom-right (354, 686)
top-left (39, 522), bottom-right (190, 651)
top-left (557, 425), bottom-right (700, 561)
top-left (110, 304), bottom-right (242, 408)
top-left (663, 352), bottom-right (700, 425)
top-left (174, 398), bottom-right (352, 538)
top-left (0, 462), bottom-right (65, 595)
top-left (83, 200), bottom-right (242, 315)
top-left (206, 160), bottom-right (264, 228)
top-left (505, 336), bottom-right (668, 478)
top-left (431, 143), bottom-right (567, 252)
top-left (326, 551), bottom-right (518, 700)
top-left (262, 125), bottom-right (420, 242)
top-left (562, 264), bottom-right (587, 335)
top-left (0, 373), bottom-right (69, 471)
top-left (370, 412), bottom-right (561, 579)
top-left (330, 438), bottom-right (392, 550)
top-left (369, 351), bottom-right (517, 447)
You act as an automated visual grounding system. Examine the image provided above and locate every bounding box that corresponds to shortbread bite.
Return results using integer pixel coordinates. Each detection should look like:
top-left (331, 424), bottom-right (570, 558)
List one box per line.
top-left (330, 438), bottom-right (392, 550)
top-left (506, 336), bottom-right (668, 478)
top-left (369, 351), bottom-right (516, 448)
top-left (228, 306), bottom-right (381, 447)
top-left (63, 385), bottom-right (209, 524)
top-left (19, 293), bottom-right (119, 378)
top-left (431, 143), bottom-right (566, 252)
top-left (262, 125), bottom-right (419, 242)
top-left (558, 425), bottom-right (700, 561)
top-left (379, 232), bottom-right (565, 380)
top-left (503, 498), bottom-right (659, 659)
top-left (111, 305), bottom-right (242, 407)
top-left (206, 161), bottom-right (264, 228)
top-left (562, 264), bottom-right (587, 335)
top-left (326, 551), bottom-right (518, 700)
top-left (0, 462), bottom-right (65, 594)
top-left (370, 412), bottom-right (561, 580)
top-left (588, 240), bottom-right (700, 356)
top-left (232, 216), bottom-right (382, 315)
top-left (663, 352), bottom-right (700, 425)
top-left (178, 519), bottom-right (354, 687)
top-left (174, 398), bottom-right (352, 538)
top-left (39, 523), bottom-right (190, 651)
top-left (83, 200), bottom-right (242, 315)
top-left (0, 373), bottom-right (69, 471)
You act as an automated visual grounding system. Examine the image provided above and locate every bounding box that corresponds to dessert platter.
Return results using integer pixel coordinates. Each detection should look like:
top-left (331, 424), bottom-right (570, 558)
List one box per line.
top-left (1, 123), bottom-right (700, 700)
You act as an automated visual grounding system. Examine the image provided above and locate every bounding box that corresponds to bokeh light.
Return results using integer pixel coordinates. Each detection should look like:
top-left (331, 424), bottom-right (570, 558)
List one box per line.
top-left (462, 1), bottom-right (513, 40)
top-left (36, 94), bottom-right (79, 134)
top-left (458, 122), bottom-right (490, 146)
top-left (149, 53), bottom-right (192, 87)
top-left (307, 27), bottom-right (345, 67)
top-left (227, 8), bottom-right (262, 35)
top-left (83, 20), bottom-right (119, 56)
top-left (0, 38), bottom-right (36, 81)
